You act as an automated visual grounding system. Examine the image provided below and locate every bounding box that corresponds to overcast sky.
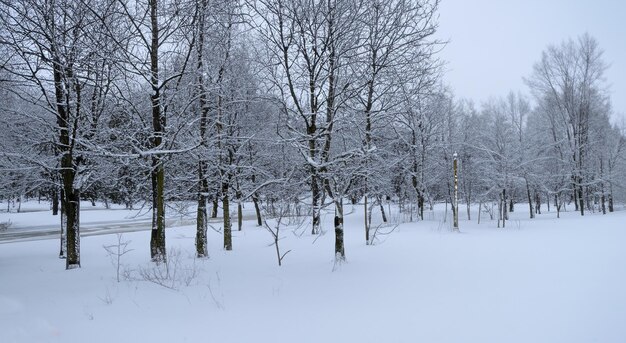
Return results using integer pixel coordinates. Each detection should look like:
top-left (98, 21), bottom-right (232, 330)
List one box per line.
top-left (437, 0), bottom-right (626, 121)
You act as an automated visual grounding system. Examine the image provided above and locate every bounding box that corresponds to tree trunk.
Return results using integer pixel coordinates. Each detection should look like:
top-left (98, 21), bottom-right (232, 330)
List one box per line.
top-left (535, 191), bottom-right (542, 214)
top-left (59, 189), bottom-right (66, 259)
top-left (311, 173), bottom-right (321, 234)
top-left (223, 182), bottom-right (232, 250)
top-left (64, 190), bottom-right (80, 269)
top-left (364, 194), bottom-right (370, 245)
top-left (601, 192), bottom-right (606, 215)
top-left (378, 196), bottom-right (387, 223)
top-left (502, 188), bottom-right (509, 223)
top-left (150, 158), bottom-right (167, 262)
top-left (211, 198), bottom-right (218, 218)
top-left (237, 201), bottom-right (243, 231)
top-left (52, 43), bottom-right (80, 269)
top-left (500, 189), bottom-right (506, 228)
top-left (497, 197), bottom-right (501, 228)
top-left (418, 193), bottom-right (424, 220)
top-left (334, 200), bottom-right (345, 261)
top-left (52, 188), bottom-right (59, 216)
top-left (555, 194), bottom-right (561, 218)
top-left (196, 162), bottom-right (208, 258)
top-left (525, 178), bottom-right (534, 219)
top-left (252, 193), bottom-right (262, 226)
top-left (599, 159), bottom-right (606, 214)
top-left (194, 0), bottom-right (209, 258)
top-left (149, 0), bottom-right (166, 262)
top-left (578, 182), bottom-right (585, 216)
top-left (608, 183), bottom-right (614, 213)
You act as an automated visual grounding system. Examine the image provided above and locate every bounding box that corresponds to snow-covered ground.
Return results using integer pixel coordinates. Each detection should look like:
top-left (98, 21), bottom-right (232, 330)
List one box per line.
top-left (1, 201), bottom-right (625, 343)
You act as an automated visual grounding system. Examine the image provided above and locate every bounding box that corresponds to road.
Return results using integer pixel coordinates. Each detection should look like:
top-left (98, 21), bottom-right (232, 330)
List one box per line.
top-left (0, 216), bottom-right (256, 244)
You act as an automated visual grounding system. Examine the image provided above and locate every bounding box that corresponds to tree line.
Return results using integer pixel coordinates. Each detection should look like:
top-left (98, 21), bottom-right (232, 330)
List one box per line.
top-left (0, 0), bottom-right (624, 269)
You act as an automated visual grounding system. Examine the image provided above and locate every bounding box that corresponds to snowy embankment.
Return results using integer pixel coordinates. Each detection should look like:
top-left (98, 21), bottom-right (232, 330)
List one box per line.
top-left (1, 202), bottom-right (625, 343)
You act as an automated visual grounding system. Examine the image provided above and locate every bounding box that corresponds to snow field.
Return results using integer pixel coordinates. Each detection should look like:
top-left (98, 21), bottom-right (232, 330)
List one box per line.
top-left (1, 203), bottom-right (625, 342)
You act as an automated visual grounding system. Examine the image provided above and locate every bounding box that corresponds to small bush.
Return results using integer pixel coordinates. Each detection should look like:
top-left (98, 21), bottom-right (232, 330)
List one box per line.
top-left (0, 220), bottom-right (11, 231)
top-left (137, 248), bottom-right (200, 290)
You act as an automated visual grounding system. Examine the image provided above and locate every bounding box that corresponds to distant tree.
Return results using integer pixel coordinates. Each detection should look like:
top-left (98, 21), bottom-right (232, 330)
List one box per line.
top-left (526, 34), bottom-right (609, 216)
top-left (357, 0), bottom-right (440, 242)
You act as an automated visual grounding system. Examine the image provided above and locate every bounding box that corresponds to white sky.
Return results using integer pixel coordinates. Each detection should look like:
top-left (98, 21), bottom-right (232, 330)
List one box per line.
top-left (437, 0), bottom-right (626, 122)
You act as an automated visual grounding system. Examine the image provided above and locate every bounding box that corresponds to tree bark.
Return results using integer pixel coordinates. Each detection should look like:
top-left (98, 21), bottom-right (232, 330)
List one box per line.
top-left (364, 194), bottom-right (370, 245)
top-left (64, 190), bottom-right (80, 269)
top-left (525, 178), bottom-right (534, 219)
top-left (196, 185), bottom-right (208, 257)
top-left (252, 193), bottom-right (262, 226)
top-left (222, 183), bottom-right (232, 250)
top-left (52, 187), bottom-right (59, 216)
top-left (334, 200), bottom-right (345, 261)
top-left (194, 0), bottom-right (209, 258)
top-left (59, 189), bottom-right (66, 259)
top-left (211, 198), bottom-right (218, 218)
top-left (578, 182), bottom-right (585, 216)
top-left (149, 0), bottom-right (167, 262)
top-left (52, 44), bottom-right (80, 269)
top-left (379, 196), bottom-right (387, 223)
top-left (237, 200), bottom-right (243, 231)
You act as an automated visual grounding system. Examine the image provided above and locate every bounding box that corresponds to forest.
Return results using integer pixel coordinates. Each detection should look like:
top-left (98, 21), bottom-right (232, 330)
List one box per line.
top-left (0, 0), bottom-right (624, 270)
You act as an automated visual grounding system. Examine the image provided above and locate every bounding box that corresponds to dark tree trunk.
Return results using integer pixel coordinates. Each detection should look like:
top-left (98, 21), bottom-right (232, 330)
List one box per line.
top-left (555, 194), bottom-right (561, 218)
top-left (252, 193), bottom-right (262, 226)
top-left (501, 189), bottom-right (507, 228)
top-left (211, 198), bottom-right (218, 218)
top-left (149, 0), bottom-right (166, 262)
top-left (195, 0), bottom-right (209, 258)
top-left (196, 162), bottom-right (208, 258)
top-left (64, 190), bottom-right (80, 269)
top-left (52, 188), bottom-right (59, 216)
top-left (311, 173), bottom-right (321, 234)
top-left (535, 191), bottom-right (542, 214)
top-left (52, 43), bottom-right (80, 269)
top-left (223, 185), bottom-right (232, 250)
top-left (59, 189), bottom-right (66, 259)
top-left (525, 178), bottom-right (534, 219)
top-left (235, 183), bottom-right (243, 231)
top-left (196, 190), bottom-right (208, 257)
top-left (572, 193), bottom-right (576, 208)
top-left (379, 197), bottom-right (387, 223)
top-left (237, 201), bottom-right (243, 231)
top-left (334, 201), bottom-right (345, 261)
top-left (418, 193), bottom-right (425, 220)
top-left (150, 158), bottom-right (166, 261)
top-left (364, 195), bottom-right (370, 245)
top-left (578, 182), bottom-right (585, 216)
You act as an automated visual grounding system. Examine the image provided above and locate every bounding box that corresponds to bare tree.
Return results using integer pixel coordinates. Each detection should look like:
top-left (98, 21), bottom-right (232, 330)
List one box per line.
top-left (357, 0), bottom-right (440, 242)
top-left (527, 34), bottom-right (608, 216)
top-left (0, 0), bottom-right (119, 268)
